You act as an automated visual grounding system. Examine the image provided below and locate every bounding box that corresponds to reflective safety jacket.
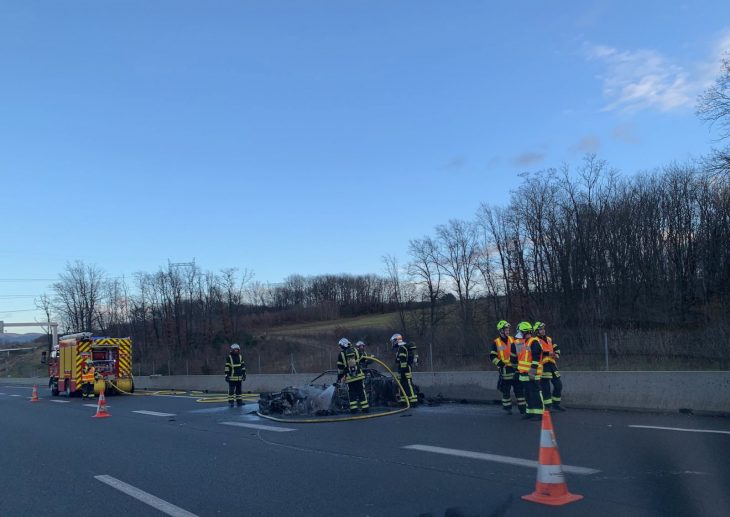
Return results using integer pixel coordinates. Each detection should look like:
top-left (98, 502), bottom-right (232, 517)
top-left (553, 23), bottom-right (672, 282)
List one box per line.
top-left (490, 336), bottom-right (515, 370)
top-left (511, 337), bottom-right (526, 369)
top-left (540, 336), bottom-right (560, 365)
top-left (81, 366), bottom-right (96, 384)
top-left (517, 336), bottom-right (543, 378)
top-left (337, 347), bottom-right (365, 382)
top-left (225, 354), bottom-right (246, 381)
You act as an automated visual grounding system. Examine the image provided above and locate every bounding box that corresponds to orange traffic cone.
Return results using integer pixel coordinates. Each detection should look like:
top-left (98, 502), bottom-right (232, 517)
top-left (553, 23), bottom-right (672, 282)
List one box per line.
top-left (30, 385), bottom-right (40, 403)
top-left (522, 410), bottom-right (583, 506)
top-left (92, 389), bottom-right (111, 418)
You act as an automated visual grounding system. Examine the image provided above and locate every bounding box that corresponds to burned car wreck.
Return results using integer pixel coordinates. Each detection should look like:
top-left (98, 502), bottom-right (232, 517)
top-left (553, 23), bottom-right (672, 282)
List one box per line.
top-left (257, 368), bottom-right (423, 416)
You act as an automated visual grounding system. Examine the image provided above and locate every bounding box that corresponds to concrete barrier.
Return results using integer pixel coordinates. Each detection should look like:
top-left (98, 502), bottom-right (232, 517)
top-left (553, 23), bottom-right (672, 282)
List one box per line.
top-left (5, 371), bottom-right (729, 415)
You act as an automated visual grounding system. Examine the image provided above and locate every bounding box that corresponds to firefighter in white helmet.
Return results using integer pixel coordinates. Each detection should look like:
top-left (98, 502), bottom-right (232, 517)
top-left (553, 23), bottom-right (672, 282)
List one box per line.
top-left (336, 338), bottom-right (369, 413)
top-left (225, 343), bottom-right (247, 407)
top-left (390, 333), bottom-right (418, 404)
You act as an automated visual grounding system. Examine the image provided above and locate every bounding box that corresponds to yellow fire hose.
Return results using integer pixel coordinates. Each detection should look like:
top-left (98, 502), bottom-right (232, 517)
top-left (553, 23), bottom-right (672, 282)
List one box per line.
top-left (256, 356), bottom-right (412, 423)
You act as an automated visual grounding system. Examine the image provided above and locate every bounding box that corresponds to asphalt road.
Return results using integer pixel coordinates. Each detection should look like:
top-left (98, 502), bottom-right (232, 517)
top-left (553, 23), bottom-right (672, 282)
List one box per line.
top-left (1, 382), bottom-right (729, 517)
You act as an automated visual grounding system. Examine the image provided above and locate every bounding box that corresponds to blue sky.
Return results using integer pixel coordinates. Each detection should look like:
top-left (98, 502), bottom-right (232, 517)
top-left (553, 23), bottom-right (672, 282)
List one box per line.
top-left (2, 1), bottom-right (729, 327)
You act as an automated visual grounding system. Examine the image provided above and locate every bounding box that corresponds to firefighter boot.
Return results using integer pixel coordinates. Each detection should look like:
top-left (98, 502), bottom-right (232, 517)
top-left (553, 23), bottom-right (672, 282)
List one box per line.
top-left (236, 401), bottom-right (245, 407)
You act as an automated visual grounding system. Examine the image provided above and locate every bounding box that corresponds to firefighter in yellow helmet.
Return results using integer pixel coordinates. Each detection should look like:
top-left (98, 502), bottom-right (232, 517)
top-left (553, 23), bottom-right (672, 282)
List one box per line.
top-left (81, 359), bottom-right (97, 399)
top-left (516, 322), bottom-right (544, 420)
top-left (336, 338), bottom-right (369, 413)
top-left (534, 322), bottom-right (565, 411)
top-left (225, 344), bottom-right (247, 407)
top-left (490, 320), bottom-right (525, 414)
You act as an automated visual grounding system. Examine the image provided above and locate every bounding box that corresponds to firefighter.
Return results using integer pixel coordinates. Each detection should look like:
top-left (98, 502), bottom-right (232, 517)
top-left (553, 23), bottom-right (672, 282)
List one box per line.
top-left (81, 359), bottom-right (97, 399)
top-left (355, 340), bottom-right (372, 368)
top-left (225, 344), bottom-right (247, 407)
top-left (535, 322), bottom-right (565, 412)
top-left (336, 338), bottom-right (369, 413)
top-left (490, 320), bottom-right (525, 414)
top-left (391, 333), bottom-right (418, 405)
top-left (516, 321), bottom-right (544, 420)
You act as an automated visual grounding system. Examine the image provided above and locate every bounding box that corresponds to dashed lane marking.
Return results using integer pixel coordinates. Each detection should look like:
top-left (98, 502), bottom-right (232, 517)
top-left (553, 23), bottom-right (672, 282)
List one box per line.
top-left (630, 425), bottom-right (730, 435)
top-left (220, 421), bottom-right (296, 433)
top-left (132, 410), bottom-right (176, 417)
top-left (403, 444), bottom-right (600, 475)
top-left (50, 400), bottom-right (70, 403)
top-left (94, 475), bottom-right (198, 517)
top-left (9, 394), bottom-right (21, 397)
top-left (83, 403), bottom-right (111, 408)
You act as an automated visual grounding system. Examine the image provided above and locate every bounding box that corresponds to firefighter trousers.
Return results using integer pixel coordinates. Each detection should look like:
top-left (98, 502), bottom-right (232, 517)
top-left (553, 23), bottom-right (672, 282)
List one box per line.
top-left (346, 379), bottom-right (369, 412)
top-left (228, 380), bottom-right (243, 405)
top-left (399, 368), bottom-right (418, 403)
top-left (520, 377), bottom-right (543, 416)
top-left (499, 373), bottom-right (525, 413)
top-left (540, 370), bottom-right (562, 407)
top-left (82, 382), bottom-right (95, 398)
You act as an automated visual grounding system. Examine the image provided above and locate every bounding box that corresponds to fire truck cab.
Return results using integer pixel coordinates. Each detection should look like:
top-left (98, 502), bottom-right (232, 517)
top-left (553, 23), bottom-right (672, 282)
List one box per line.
top-left (48, 332), bottom-right (134, 396)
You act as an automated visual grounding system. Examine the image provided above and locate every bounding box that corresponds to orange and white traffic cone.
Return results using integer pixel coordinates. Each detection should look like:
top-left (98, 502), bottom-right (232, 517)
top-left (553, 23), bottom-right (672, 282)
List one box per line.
top-left (522, 409), bottom-right (583, 506)
top-left (92, 389), bottom-right (111, 418)
top-left (30, 385), bottom-right (40, 403)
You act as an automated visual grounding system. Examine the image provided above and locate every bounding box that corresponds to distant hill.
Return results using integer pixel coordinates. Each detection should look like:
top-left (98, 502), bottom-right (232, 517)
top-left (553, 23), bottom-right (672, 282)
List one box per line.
top-left (0, 332), bottom-right (45, 345)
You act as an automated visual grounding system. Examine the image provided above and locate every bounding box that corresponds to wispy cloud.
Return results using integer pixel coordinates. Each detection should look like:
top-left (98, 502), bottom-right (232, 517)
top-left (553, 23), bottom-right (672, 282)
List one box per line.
top-left (570, 135), bottom-right (601, 153)
top-left (440, 156), bottom-right (466, 172)
top-left (513, 152), bottom-right (545, 167)
top-left (584, 30), bottom-right (730, 113)
top-left (612, 123), bottom-right (640, 144)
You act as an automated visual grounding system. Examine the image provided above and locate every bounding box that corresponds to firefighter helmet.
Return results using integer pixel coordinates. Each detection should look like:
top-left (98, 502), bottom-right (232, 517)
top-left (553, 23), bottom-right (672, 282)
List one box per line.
top-left (517, 321), bottom-right (533, 333)
top-left (533, 321), bottom-right (545, 333)
top-left (496, 320), bottom-right (510, 331)
top-left (230, 343), bottom-right (240, 351)
top-left (390, 333), bottom-right (403, 347)
top-left (338, 338), bottom-right (351, 349)
top-left (355, 340), bottom-right (366, 350)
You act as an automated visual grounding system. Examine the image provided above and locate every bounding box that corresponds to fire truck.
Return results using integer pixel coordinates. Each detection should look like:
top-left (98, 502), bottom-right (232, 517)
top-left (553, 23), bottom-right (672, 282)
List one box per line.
top-left (48, 332), bottom-right (134, 396)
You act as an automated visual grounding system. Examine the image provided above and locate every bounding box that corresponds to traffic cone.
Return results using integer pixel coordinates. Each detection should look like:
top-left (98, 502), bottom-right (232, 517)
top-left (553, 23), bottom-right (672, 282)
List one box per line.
top-left (92, 389), bottom-right (111, 418)
top-left (30, 385), bottom-right (40, 403)
top-left (522, 410), bottom-right (583, 506)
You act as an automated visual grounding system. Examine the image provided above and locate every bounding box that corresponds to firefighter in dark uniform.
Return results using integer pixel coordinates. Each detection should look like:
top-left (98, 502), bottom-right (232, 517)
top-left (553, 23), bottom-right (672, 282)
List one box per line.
top-left (355, 340), bottom-right (372, 368)
top-left (336, 338), bottom-right (369, 413)
top-left (391, 333), bottom-right (418, 405)
top-left (490, 320), bottom-right (525, 414)
top-left (81, 359), bottom-right (97, 399)
top-left (516, 321), bottom-right (544, 420)
top-left (535, 322), bottom-right (565, 411)
top-left (225, 343), bottom-right (247, 407)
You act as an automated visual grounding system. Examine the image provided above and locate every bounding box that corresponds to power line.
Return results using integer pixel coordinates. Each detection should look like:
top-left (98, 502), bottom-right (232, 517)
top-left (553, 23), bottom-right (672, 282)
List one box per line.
top-left (0, 278), bottom-right (55, 282)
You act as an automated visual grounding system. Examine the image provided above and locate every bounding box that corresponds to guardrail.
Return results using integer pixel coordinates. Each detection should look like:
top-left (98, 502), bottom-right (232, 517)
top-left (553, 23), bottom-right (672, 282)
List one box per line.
top-left (4, 371), bottom-right (729, 415)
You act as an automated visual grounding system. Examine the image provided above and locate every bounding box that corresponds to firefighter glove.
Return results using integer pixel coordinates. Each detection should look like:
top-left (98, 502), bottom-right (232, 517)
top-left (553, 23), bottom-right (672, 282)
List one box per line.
top-left (242, 373), bottom-right (246, 381)
top-left (225, 375), bottom-right (230, 382)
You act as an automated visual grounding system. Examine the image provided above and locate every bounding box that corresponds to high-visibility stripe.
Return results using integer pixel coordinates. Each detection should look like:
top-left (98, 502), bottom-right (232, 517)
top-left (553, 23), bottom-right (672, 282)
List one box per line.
top-left (540, 429), bottom-right (556, 448)
top-left (537, 464), bottom-right (566, 484)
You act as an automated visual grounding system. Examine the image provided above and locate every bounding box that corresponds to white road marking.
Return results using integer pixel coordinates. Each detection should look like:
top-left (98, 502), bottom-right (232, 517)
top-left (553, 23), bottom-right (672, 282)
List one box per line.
top-left (84, 403), bottom-right (111, 408)
top-left (94, 475), bottom-right (198, 517)
top-left (220, 421), bottom-right (296, 433)
top-left (132, 410), bottom-right (176, 417)
top-left (50, 400), bottom-right (70, 403)
top-left (630, 425), bottom-right (730, 436)
top-left (9, 394), bottom-right (21, 397)
top-left (403, 444), bottom-right (600, 475)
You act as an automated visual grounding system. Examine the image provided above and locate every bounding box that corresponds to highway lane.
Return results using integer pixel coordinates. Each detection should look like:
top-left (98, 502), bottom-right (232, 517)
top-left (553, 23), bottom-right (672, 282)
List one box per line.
top-left (1, 383), bottom-right (729, 517)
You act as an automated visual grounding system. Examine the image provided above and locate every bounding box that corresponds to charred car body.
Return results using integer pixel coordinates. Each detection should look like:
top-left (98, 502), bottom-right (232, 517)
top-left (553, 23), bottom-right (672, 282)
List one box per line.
top-left (258, 368), bottom-right (423, 416)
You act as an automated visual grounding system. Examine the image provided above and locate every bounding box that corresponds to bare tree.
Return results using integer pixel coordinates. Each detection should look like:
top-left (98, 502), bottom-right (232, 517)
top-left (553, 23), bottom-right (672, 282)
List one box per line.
top-left (52, 261), bottom-right (106, 332)
top-left (697, 53), bottom-right (730, 175)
